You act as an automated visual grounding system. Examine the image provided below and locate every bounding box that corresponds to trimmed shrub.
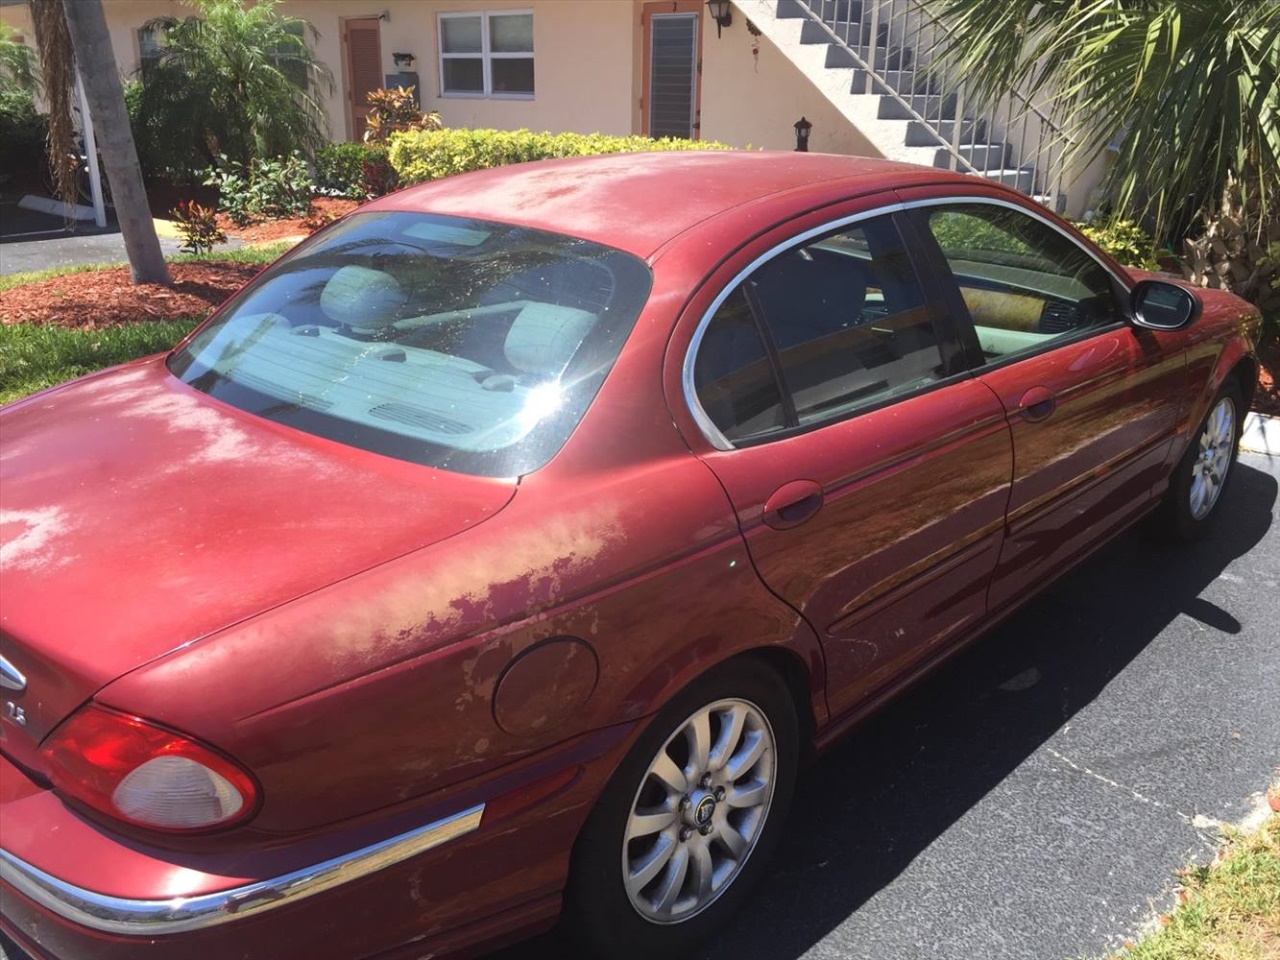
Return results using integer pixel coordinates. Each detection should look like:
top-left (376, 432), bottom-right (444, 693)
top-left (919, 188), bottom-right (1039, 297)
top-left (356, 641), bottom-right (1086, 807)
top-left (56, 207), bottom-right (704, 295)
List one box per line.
top-left (1074, 218), bottom-right (1159, 270)
top-left (314, 142), bottom-right (369, 199)
top-left (314, 141), bottom-right (399, 199)
top-left (386, 128), bottom-right (733, 185)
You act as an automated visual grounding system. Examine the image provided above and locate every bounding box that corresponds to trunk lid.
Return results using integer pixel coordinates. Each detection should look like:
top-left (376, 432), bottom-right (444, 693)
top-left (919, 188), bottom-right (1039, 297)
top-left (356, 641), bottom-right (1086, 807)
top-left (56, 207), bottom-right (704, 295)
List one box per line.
top-left (0, 360), bottom-right (515, 766)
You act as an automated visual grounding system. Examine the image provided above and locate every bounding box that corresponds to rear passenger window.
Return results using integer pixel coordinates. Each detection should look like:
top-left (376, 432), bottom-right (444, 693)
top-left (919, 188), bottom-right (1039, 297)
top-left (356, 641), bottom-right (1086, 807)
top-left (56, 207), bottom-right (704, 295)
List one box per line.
top-left (692, 213), bottom-right (947, 443)
top-left (693, 288), bottom-right (786, 441)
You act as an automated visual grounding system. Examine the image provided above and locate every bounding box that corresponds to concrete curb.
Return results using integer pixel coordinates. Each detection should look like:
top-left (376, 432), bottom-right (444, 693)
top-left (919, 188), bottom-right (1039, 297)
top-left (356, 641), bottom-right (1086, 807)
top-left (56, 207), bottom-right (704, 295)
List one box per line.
top-left (1242, 412), bottom-right (1278, 457)
top-left (18, 193), bottom-right (97, 223)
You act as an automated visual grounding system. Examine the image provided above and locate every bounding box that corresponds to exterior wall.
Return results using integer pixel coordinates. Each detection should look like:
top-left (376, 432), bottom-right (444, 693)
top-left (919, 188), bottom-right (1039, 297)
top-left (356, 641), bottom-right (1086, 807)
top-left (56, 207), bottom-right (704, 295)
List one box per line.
top-left (0, 0), bottom-right (874, 159)
top-left (282, 0), bottom-right (638, 142)
top-left (700, 16), bottom-right (875, 155)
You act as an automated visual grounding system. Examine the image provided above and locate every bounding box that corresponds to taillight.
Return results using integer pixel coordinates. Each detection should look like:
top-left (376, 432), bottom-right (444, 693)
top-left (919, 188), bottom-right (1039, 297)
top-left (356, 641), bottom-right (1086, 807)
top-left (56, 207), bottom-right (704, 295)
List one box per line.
top-left (40, 705), bottom-right (258, 832)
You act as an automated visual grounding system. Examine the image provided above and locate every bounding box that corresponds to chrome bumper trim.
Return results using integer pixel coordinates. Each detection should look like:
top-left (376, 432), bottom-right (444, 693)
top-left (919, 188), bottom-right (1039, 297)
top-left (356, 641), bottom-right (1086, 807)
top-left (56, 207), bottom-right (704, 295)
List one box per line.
top-left (0, 803), bottom-right (484, 936)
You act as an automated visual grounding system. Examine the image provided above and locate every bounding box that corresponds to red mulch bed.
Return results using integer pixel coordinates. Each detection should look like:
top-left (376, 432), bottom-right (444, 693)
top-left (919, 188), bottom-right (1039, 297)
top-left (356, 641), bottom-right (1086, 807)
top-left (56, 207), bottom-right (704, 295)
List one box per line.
top-left (216, 197), bottom-right (359, 244)
top-left (1257, 340), bottom-right (1280, 415)
top-left (0, 262), bottom-right (264, 328)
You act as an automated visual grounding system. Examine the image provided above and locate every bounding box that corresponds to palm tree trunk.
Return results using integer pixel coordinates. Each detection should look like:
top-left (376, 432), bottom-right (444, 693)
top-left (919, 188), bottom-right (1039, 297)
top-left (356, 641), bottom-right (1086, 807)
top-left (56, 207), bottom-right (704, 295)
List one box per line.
top-left (59, 0), bottom-right (170, 285)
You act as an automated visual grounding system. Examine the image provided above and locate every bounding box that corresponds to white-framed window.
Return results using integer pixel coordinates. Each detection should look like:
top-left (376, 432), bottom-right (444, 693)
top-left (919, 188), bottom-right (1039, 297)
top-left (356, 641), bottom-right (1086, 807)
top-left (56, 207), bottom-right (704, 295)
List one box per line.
top-left (438, 10), bottom-right (534, 98)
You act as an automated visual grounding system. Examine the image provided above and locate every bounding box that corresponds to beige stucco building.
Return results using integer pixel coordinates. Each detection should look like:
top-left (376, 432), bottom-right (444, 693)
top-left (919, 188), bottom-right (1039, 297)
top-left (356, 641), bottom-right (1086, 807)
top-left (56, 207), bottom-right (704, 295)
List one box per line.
top-left (0, 0), bottom-right (1100, 214)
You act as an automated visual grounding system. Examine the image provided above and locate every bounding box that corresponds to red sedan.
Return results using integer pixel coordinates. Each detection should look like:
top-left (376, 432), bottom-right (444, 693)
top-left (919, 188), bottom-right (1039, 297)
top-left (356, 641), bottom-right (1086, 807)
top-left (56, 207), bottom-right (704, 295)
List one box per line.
top-left (0, 152), bottom-right (1262, 960)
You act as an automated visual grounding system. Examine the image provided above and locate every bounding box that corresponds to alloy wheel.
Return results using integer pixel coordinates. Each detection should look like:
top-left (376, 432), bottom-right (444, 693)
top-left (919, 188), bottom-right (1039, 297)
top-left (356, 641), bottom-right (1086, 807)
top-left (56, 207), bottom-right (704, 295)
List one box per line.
top-left (1189, 395), bottom-right (1236, 520)
top-left (621, 698), bottom-right (777, 924)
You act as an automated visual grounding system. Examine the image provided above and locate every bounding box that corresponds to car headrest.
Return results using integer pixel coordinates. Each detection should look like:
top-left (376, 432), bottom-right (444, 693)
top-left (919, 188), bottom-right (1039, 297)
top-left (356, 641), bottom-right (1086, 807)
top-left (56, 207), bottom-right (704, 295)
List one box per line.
top-left (320, 265), bottom-right (407, 330)
top-left (504, 303), bottom-right (597, 376)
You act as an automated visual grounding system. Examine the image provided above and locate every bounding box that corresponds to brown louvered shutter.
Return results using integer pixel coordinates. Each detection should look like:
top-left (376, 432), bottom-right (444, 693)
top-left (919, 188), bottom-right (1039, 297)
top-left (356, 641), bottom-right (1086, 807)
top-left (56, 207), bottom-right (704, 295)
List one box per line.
top-left (344, 18), bottom-right (383, 142)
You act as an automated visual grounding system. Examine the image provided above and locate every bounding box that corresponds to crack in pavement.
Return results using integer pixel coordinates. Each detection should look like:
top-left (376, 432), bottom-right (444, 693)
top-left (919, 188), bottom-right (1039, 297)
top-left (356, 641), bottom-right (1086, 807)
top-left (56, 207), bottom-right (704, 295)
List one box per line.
top-left (1044, 747), bottom-right (1212, 826)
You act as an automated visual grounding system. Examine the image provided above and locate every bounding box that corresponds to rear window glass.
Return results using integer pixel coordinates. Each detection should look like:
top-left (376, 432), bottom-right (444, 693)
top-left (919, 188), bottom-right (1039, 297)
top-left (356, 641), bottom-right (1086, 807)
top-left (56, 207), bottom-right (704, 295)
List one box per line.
top-left (169, 212), bottom-right (652, 477)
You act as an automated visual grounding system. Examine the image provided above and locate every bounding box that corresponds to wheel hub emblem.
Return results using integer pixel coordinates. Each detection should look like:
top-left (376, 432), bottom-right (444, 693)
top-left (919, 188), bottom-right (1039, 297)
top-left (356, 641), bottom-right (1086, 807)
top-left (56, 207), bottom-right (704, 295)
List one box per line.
top-left (693, 795), bottom-right (716, 827)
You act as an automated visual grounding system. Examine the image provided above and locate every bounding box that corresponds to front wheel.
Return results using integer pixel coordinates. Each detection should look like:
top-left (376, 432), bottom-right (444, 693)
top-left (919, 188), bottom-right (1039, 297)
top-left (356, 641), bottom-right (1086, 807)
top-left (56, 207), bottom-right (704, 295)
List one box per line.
top-left (1156, 380), bottom-right (1243, 540)
top-left (564, 659), bottom-right (799, 959)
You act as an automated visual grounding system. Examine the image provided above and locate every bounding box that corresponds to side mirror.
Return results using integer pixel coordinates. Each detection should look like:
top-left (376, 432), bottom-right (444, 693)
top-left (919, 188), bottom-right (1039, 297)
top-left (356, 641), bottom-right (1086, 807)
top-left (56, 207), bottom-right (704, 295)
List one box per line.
top-left (1130, 279), bottom-right (1200, 331)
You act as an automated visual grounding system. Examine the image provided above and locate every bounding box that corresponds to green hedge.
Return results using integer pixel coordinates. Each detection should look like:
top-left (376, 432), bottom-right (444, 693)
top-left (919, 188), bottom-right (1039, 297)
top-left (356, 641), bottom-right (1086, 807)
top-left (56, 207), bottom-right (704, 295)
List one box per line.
top-left (386, 129), bottom-right (734, 185)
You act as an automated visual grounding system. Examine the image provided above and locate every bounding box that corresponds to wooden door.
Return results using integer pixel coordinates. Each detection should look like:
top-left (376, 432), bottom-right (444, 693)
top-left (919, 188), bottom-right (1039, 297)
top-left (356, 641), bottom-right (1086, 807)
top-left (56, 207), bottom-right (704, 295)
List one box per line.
top-left (343, 18), bottom-right (382, 142)
top-left (642, 1), bottom-right (703, 139)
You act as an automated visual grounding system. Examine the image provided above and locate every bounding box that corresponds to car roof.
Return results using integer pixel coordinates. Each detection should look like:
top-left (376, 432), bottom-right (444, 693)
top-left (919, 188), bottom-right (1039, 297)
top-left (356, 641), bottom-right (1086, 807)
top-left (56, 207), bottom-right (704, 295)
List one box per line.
top-left (365, 151), bottom-right (973, 259)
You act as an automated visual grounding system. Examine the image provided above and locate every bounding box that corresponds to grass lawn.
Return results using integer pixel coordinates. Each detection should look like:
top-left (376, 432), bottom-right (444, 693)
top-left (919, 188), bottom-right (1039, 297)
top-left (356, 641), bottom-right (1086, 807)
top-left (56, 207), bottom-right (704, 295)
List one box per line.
top-left (0, 320), bottom-right (201, 404)
top-left (1112, 809), bottom-right (1279, 960)
top-left (0, 244), bottom-right (292, 404)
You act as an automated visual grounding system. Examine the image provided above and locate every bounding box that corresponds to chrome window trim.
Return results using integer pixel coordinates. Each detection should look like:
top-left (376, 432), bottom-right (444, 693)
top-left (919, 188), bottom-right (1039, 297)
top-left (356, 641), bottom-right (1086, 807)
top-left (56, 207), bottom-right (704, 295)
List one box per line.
top-left (0, 803), bottom-right (484, 936)
top-left (682, 202), bottom-right (908, 452)
top-left (681, 195), bottom-right (1130, 451)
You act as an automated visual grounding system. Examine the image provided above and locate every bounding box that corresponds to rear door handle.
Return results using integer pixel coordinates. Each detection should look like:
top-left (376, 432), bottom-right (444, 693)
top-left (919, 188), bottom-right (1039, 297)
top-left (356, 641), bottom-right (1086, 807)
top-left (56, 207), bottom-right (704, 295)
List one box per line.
top-left (763, 480), bottom-right (824, 530)
top-left (1017, 386), bottom-right (1057, 422)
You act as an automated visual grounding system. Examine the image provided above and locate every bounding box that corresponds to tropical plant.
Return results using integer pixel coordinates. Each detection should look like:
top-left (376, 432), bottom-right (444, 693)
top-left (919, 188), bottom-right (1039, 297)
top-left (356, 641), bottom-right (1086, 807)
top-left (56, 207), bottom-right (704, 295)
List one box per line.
top-left (173, 199), bottom-right (226, 254)
top-left (0, 24), bottom-right (37, 96)
top-left (923, 0), bottom-right (1280, 319)
top-left (133, 0), bottom-right (332, 175)
top-left (362, 86), bottom-right (443, 143)
top-left (205, 152), bottom-right (313, 225)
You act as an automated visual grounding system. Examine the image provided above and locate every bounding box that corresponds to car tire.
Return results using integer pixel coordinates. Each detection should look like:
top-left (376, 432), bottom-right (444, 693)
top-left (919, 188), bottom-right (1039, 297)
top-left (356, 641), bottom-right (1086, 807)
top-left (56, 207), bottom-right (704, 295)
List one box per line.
top-left (1154, 379), bottom-right (1244, 541)
top-left (562, 658), bottom-right (800, 960)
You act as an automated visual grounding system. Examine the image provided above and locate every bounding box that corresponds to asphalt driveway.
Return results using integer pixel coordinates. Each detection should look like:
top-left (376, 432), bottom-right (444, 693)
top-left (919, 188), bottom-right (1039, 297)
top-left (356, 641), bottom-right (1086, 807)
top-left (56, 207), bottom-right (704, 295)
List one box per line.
top-left (1, 456), bottom-right (1275, 960)
top-left (497, 452), bottom-right (1280, 960)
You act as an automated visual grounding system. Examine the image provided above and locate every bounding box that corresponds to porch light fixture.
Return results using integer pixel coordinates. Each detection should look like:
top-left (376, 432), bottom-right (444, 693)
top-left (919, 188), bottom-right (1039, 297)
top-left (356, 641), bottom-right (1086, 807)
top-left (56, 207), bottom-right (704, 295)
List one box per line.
top-left (392, 52), bottom-right (415, 68)
top-left (706, 0), bottom-right (733, 38)
top-left (794, 116), bottom-right (812, 152)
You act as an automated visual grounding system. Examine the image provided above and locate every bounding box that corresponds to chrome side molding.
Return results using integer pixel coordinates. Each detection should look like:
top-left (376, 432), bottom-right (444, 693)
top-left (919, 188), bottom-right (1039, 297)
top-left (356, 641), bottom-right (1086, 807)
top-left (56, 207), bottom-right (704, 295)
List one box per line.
top-left (0, 803), bottom-right (484, 936)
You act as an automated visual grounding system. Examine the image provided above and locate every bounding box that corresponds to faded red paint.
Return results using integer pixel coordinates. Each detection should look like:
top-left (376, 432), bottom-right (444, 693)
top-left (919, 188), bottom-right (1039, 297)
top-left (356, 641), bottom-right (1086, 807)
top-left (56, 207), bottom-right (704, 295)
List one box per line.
top-left (0, 152), bottom-right (1261, 960)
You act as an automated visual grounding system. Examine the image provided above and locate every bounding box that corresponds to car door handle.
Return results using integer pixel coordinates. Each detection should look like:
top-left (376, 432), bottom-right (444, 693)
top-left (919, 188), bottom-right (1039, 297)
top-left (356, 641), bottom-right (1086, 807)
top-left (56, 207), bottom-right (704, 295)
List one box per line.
top-left (1017, 386), bottom-right (1057, 422)
top-left (763, 480), bottom-right (824, 530)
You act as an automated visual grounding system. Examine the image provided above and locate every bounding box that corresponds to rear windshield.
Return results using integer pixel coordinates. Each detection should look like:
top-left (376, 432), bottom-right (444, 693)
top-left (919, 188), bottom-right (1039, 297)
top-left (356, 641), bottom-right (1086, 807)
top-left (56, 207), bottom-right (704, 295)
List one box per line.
top-left (169, 211), bottom-right (652, 477)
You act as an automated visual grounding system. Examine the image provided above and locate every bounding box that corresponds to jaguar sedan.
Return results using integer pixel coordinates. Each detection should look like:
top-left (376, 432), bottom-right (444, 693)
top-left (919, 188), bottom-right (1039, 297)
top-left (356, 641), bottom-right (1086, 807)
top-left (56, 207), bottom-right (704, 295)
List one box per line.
top-left (0, 152), bottom-right (1261, 960)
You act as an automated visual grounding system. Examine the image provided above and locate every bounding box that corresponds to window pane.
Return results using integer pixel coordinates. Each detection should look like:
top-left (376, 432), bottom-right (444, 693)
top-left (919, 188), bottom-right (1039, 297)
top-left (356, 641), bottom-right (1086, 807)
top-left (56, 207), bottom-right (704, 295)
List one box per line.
top-left (442, 57), bottom-right (484, 93)
top-left (694, 289), bottom-right (785, 441)
top-left (490, 13), bottom-right (533, 53)
top-left (926, 206), bottom-right (1118, 361)
top-left (751, 218), bottom-right (943, 424)
top-left (491, 57), bottom-right (534, 94)
top-left (170, 212), bottom-right (652, 477)
top-left (441, 15), bottom-right (482, 53)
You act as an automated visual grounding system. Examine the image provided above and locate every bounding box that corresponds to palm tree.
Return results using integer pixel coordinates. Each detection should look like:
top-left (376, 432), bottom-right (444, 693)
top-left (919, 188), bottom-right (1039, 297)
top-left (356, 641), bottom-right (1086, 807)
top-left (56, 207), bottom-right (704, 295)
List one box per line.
top-left (29, 0), bottom-right (169, 285)
top-left (922, 0), bottom-right (1280, 259)
top-left (136, 0), bottom-right (333, 173)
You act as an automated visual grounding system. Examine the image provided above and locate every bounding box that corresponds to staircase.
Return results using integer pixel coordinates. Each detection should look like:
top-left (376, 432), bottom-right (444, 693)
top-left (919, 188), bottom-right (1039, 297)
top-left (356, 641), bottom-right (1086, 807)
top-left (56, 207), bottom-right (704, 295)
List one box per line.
top-left (748, 0), bottom-right (1072, 211)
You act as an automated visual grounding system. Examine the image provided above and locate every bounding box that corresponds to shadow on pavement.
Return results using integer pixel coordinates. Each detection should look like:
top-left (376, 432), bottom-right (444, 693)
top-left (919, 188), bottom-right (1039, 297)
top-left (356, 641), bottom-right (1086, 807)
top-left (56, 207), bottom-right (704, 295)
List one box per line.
top-left (493, 460), bottom-right (1278, 960)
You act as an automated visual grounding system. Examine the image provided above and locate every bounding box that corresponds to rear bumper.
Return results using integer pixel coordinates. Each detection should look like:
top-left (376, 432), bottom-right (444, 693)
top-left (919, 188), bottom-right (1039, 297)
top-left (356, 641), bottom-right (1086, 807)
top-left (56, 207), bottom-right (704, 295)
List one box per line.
top-left (0, 720), bottom-right (637, 959)
top-left (0, 804), bottom-right (483, 937)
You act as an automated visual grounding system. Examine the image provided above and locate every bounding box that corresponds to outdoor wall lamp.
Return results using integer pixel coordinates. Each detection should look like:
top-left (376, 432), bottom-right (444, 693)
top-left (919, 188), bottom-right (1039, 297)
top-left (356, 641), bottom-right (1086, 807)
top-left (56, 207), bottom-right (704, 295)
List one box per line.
top-left (392, 52), bottom-right (415, 68)
top-left (706, 0), bottom-right (733, 38)
top-left (794, 116), bottom-right (812, 151)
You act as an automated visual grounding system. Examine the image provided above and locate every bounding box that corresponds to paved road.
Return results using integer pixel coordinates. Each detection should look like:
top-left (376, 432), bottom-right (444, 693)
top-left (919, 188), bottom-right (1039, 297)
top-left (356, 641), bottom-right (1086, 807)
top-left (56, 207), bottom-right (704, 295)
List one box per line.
top-left (497, 452), bottom-right (1280, 960)
top-left (0, 196), bottom-right (186, 274)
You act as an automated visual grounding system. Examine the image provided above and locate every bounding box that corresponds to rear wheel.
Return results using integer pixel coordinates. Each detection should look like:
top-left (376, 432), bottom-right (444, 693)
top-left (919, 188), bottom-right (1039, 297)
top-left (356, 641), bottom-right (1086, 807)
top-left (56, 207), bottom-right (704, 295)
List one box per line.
top-left (564, 659), bottom-right (799, 959)
top-left (1156, 380), bottom-right (1243, 540)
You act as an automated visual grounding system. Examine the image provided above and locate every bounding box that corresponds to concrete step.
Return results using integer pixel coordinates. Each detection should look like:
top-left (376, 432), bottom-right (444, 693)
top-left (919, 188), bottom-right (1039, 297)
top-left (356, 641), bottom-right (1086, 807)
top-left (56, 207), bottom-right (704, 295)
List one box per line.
top-left (934, 142), bottom-right (1011, 170)
top-left (850, 67), bottom-right (941, 95)
top-left (878, 93), bottom-right (959, 121)
top-left (905, 117), bottom-right (988, 146)
top-left (778, 0), bottom-right (870, 22)
top-left (980, 167), bottom-right (1037, 192)
top-left (800, 19), bottom-right (878, 45)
